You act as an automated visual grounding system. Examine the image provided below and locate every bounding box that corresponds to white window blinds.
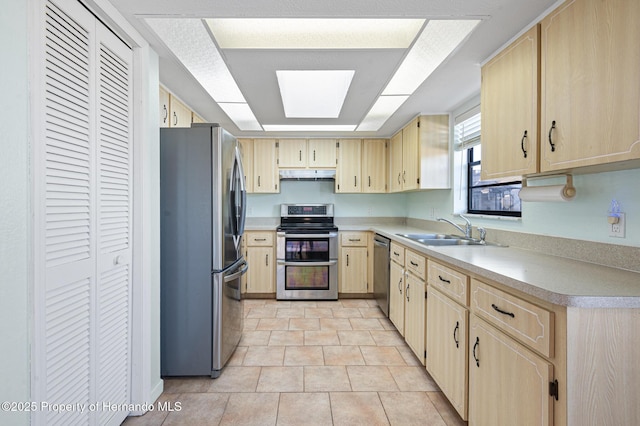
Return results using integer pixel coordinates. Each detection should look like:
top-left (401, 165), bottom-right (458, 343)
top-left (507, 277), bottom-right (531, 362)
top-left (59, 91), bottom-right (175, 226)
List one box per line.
top-left (454, 105), bottom-right (481, 151)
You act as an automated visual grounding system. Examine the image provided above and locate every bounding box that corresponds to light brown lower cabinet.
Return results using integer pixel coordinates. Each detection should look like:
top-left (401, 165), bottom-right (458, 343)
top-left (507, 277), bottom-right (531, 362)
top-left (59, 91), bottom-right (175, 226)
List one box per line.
top-left (426, 287), bottom-right (469, 420)
top-left (389, 260), bottom-right (405, 334)
top-left (468, 315), bottom-right (554, 426)
top-left (404, 270), bottom-right (425, 365)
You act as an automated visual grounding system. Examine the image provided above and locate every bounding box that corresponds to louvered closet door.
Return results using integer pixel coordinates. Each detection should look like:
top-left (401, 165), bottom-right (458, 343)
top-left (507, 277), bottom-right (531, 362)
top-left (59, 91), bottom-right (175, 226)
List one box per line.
top-left (95, 22), bottom-right (132, 426)
top-left (36, 1), bottom-right (132, 425)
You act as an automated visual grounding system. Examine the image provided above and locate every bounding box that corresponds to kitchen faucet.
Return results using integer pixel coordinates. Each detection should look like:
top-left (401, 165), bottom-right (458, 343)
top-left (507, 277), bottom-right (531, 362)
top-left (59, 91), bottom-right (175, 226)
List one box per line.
top-left (437, 214), bottom-right (473, 238)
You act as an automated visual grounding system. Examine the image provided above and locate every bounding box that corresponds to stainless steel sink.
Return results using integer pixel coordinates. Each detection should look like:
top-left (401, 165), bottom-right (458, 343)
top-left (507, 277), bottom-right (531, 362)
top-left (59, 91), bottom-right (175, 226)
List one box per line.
top-left (395, 233), bottom-right (504, 247)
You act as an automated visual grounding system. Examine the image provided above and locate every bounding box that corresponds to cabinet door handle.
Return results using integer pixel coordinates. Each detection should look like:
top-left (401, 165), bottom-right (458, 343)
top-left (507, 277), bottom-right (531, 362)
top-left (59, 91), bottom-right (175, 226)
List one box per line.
top-left (491, 303), bottom-right (515, 318)
top-left (521, 130), bottom-right (528, 158)
top-left (163, 105), bottom-right (168, 123)
top-left (406, 283), bottom-right (410, 302)
top-left (173, 111), bottom-right (177, 126)
top-left (368, 176), bottom-right (371, 187)
top-left (354, 176), bottom-right (357, 187)
top-left (265, 254), bottom-right (269, 266)
top-left (313, 150), bottom-right (316, 161)
top-left (398, 277), bottom-right (403, 294)
top-left (397, 173), bottom-right (401, 184)
top-left (299, 150), bottom-right (302, 161)
top-left (453, 321), bottom-right (459, 348)
top-left (438, 275), bottom-right (450, 284)
top-left (548, 120), bottom-right (556, 152)
top-left (403, 171), bottom-right (406, 183)
top-left (258, 176), bottom-right (261, 187)
top-left (473, 336), bottom-right (480, 367)
top-left (346, 254), bottom-right (349, 266)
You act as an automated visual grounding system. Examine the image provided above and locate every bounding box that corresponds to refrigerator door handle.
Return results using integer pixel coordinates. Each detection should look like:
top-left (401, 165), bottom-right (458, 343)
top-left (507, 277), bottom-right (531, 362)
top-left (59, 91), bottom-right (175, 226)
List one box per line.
top-left (224, 261), bottom-right (249, 283)
top-left (231, 146), bottom-right (247, 238)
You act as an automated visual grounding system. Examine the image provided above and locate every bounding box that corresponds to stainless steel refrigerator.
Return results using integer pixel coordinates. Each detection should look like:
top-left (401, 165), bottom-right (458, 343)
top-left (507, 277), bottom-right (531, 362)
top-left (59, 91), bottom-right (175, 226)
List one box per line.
top-left (160, 123), bottom-right (247, 378)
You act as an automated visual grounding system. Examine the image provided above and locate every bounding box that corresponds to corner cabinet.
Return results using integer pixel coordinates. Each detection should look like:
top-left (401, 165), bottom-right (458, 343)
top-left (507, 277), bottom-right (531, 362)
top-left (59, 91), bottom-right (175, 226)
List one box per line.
top-left (252, 139), bottom-right (279, 193)
top-left (389, 115), bottom-right (450, 192)
top-left (540, 0), bottom-right (640, 172)
top-left (481, 25), bottom-right (540, 180)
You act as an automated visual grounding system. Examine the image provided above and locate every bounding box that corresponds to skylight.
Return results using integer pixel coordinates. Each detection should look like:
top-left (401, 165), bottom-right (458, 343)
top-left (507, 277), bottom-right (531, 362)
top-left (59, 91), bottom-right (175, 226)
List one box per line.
top-left (277, 70), bottom-right (354, 118)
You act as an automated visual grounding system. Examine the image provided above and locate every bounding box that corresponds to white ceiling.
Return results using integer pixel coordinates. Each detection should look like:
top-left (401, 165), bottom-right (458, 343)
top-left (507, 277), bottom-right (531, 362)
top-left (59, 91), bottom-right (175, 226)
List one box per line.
top-left (109, 0), bottom-right (559, 138)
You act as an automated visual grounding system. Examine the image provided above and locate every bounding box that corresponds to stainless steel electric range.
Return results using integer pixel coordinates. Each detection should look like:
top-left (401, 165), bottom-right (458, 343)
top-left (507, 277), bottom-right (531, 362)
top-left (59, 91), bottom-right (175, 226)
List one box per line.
top-left (276, 204), bottom-right (338, 300)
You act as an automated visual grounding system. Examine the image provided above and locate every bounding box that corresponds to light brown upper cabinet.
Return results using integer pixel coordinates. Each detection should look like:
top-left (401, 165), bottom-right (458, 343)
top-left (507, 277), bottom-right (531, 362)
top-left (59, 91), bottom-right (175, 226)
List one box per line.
top-left (278, 138), bottom-right (308, 168)
top-left (253, 139), bottom-right (279, 193)
top-left (540, 0), bottom-right (640, 172)
top-left (237, 138), bottom-right (254, 193)
top-left (362, 139), bottom-right (388, 193)
top-left (168, 95), bottom-right (192, 128)
top-left (481, 25), bottom-right (540, 180)
top-left (159, 85), bottom-right (202, 128)
top-left (308, 139), bottom-right (337, 168)
top-left (390, 115), bottom-right (450, 192)
top-left (159, 86), bottom-right (170, 128)
top-left (335, 139), bottom-right (362, 193)
top-left (278, 138), bottom-right (337, 169)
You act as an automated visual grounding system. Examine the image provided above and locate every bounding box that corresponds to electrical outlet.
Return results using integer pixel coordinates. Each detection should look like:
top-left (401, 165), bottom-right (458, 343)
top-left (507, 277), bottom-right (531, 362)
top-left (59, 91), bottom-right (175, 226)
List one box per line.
top-left (609, 212), bottom-right (626, 238)
top-left (367, 206), bottom-right (373, 216)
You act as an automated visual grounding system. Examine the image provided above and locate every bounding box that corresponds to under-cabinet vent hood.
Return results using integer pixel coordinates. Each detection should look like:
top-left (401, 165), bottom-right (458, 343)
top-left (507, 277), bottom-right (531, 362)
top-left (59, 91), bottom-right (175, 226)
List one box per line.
top-left (279, 169), bottom-right (336, 181)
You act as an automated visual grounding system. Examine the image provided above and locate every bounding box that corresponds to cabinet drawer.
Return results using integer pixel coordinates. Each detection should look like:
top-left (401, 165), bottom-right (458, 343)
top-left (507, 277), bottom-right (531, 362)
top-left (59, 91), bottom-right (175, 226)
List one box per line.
top-left (390, 242), bottom-right (405, 266)
top-left (341, 232), bottom-right (368, 247)
top-left (246, 232), bottom-right (273, 246)
top-left (427, 260), bottom-right (469, 306)
top-left (405, 250), bottom-right (426, 281)
top-left (470, 279), bottom-right (554, 357)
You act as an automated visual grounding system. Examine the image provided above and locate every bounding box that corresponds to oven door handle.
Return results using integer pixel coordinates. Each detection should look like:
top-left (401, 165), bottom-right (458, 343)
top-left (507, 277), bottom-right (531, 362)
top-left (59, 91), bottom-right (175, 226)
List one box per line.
top-left (277, 232), bottom-right (339, 239)
top-left (277, 260), bottom-right (338, 267)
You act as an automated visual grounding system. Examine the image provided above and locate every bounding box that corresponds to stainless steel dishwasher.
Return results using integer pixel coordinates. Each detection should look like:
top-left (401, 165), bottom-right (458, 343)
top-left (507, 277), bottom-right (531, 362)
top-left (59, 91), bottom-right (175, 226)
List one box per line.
top-left (373, 234), bottom-right (391, 317)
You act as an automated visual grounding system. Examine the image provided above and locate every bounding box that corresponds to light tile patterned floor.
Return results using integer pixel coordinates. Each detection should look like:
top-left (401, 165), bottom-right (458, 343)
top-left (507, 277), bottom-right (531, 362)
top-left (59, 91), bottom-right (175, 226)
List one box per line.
top-left (124, 299), bottom-right (466, 426)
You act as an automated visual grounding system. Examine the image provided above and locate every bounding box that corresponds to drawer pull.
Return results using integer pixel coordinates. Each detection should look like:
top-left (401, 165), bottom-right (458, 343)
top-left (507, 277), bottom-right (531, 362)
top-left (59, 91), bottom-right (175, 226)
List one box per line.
top-left (453, 321), bottom-right (459, 348)
top-left (438, 275), bottom-right (451, 284)
top-left (473, 336), bottom-right (480, 367)
top-left (254, 238), bottom-right (267, 241)
top-left (491, 303), bottom-right (515, 318)
top-left (348, 238), bottom-right (361, 242)
top-left (410, 260), bottom-right (419, 267)
top-left (393, 251), bottom-right (400, 256)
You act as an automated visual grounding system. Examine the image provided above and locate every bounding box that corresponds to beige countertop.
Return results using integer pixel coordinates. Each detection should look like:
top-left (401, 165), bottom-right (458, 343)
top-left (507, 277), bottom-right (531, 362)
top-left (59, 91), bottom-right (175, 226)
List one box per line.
top-left (244, 219), bottom-right (640, 308)
top-left (370, 225), bottom-right (640, 309)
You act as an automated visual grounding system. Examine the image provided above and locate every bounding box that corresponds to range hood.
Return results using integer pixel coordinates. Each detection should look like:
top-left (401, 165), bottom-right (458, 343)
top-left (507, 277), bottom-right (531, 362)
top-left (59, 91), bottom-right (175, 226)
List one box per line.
top-left (279, 169), bottom-right (336, 181)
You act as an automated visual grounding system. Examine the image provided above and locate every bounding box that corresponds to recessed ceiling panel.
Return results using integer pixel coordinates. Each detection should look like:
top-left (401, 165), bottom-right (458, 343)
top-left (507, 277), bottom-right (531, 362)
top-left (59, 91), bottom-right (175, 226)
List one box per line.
top-left (206, 18), bottom-right (424, 49)
top-left (222, 49), bottom-right (407, 125)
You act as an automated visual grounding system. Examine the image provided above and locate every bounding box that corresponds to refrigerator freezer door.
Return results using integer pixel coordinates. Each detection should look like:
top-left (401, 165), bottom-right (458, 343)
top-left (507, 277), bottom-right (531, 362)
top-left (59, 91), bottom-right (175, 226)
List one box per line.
top-left (212, 258), bottom-right (247, 377)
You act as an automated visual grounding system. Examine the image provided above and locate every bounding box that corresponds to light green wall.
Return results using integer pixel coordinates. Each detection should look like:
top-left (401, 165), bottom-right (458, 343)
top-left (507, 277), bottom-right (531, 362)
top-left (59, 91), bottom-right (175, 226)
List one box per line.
top-left (247, 180), bottom-right (408, 218)
top-left (407, 168), bottom-right (640, 247)
top-left (0, 1), bottom-right (30, 425)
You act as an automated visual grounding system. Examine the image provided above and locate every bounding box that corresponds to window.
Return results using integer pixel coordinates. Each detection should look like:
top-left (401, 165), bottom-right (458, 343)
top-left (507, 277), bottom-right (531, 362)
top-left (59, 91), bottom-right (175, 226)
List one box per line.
top-left (454, 108), bottom-right (521, 217)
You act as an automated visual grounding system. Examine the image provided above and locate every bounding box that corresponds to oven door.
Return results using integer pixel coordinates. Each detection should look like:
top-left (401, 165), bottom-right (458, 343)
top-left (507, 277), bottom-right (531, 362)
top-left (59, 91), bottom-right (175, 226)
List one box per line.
top-left (276, 232), bottom-right (338, 300)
